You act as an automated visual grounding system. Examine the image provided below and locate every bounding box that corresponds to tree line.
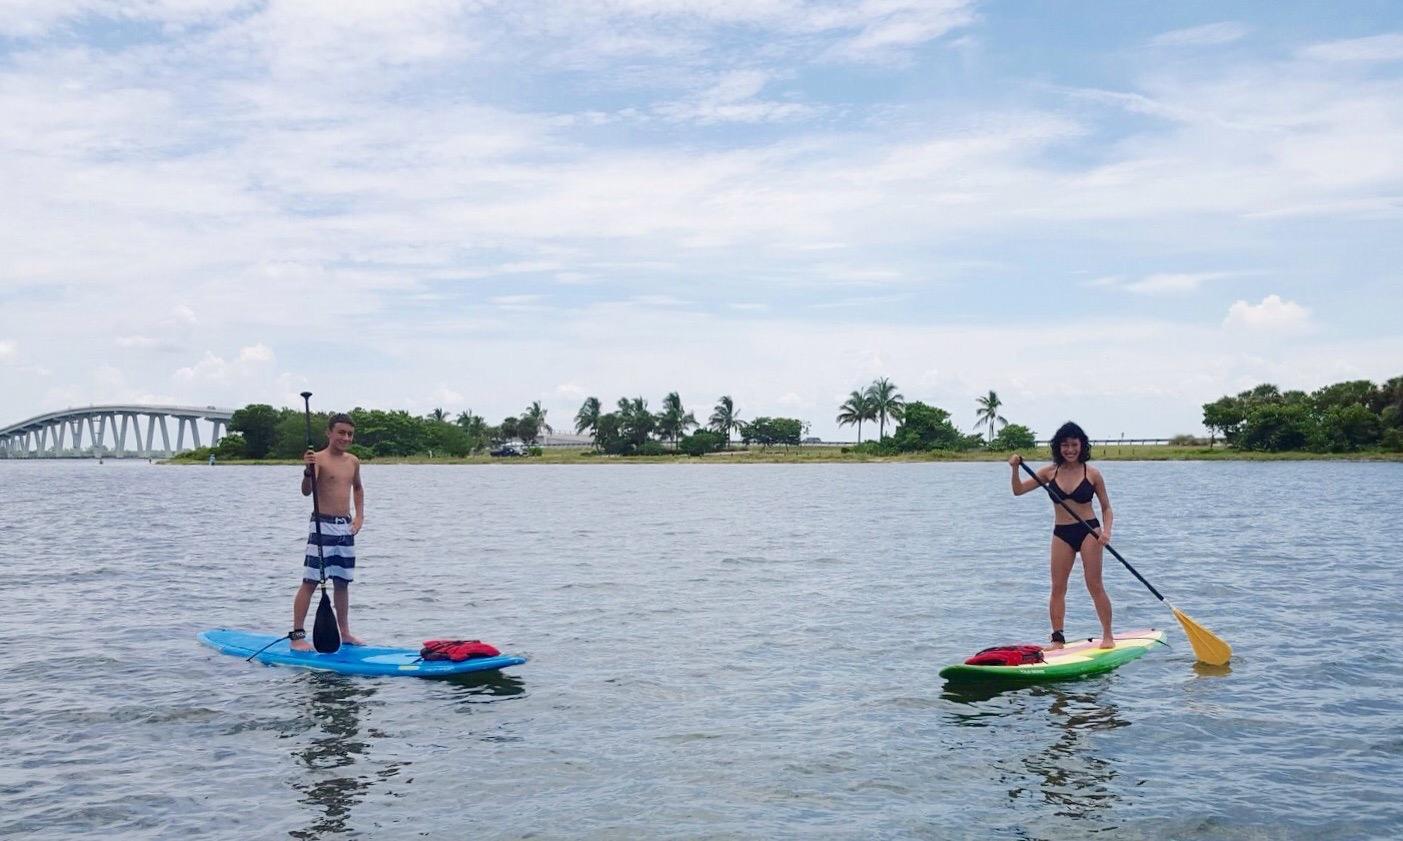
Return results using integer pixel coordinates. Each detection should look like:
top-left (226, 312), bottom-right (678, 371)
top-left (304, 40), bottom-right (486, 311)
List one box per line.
top-left (1202, 376), bottom-right (1403, 452)
top-left (834, 379), bottom-right (1036, 454)
top-left (572, 393), bottom-right (807, 455)
top-left (195, 381), bottom-right (1038, 461)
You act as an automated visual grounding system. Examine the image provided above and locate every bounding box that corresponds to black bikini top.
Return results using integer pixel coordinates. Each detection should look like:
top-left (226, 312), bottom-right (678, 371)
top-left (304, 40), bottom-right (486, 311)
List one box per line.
top-left (1049, 464), bottom-right (1095, 504)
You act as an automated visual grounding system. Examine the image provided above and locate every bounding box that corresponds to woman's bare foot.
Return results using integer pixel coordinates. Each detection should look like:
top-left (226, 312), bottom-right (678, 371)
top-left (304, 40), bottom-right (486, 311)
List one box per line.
top-left (1098, 633), bottom-right (1116, 649)
top-left (1044, 630), bottom-right (1065, 651)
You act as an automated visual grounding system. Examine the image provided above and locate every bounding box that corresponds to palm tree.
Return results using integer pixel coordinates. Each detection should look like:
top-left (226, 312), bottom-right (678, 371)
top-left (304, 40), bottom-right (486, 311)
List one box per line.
top-left (428, 407), bottom-right (447, 423)
top-left (656, 391), bottom-right (697, 446)
top-left (618, 397), bottom-right (655, 447)
top-left (524, 401), bottom-right (553, 443)
top-left (575, 397), bottom-right (602, 438)
top-left (836, 390), bottom-right (874, 443)
top-left (974, 390), bottom-right (1007, 444)
top-left (865, 377), bottom-right (905, 440)
top-left (709, 395), bottom-right (740, 446)
top-left (456, 410), bottom-right (487, 452)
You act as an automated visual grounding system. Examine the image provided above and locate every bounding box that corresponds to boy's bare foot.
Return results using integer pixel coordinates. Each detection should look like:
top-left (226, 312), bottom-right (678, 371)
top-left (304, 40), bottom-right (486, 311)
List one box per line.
top-left (289, 629), bottom-right (312, 652)
top-left (341, 632), bottom-right (366, 646)
top-left (1098, 634), bottom-right (1116, 649)
top-left (1043, 641), bottom-right (1065, 651)
top-left (1044, 629), bottom-right (1065, 651)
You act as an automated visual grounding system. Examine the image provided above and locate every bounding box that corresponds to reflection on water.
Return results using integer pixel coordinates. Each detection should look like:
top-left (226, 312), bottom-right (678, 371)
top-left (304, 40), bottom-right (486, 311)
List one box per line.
top-left (944, 681), bottom-right (1130, 823)
top-left (1022, 686), bottom-right (1128, 819)
top-left (1192, 662), bottom-right (1233, 679)
top-left (285, 670), bottom-right (527, 839)
top-left (289, 676), bottom-right (389, 841)
top-left (442, 670), bottom-right (528, 699)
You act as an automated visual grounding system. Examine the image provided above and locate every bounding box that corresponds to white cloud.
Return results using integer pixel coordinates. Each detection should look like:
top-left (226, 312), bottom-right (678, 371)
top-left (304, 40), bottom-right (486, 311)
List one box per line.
top-left (0, 339), bottom-right (17, 362)
top-left (1148, 22), bottom-right (1249, 48)
top-left (1223, 295), bottom-right (1312, 333)
top-left (174, 344), bottom-right (275, 383)
top-left (238, 343), bottom-right (275, 363)
top-left (656, 70), bottom-right (818, 124)
top-left (1300, 33), bottom-right (1403, 63)
top-left (1125, 272), bottom-right (1237, 295)
top-left (430, 384), bottom-right (464, 406)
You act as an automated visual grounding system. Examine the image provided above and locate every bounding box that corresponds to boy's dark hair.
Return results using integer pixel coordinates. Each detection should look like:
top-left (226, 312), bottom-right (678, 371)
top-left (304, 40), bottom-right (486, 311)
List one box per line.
top-left (1050, 421), bottom-right (1091, 464)
top-left (327, 412), bottom-right (355, 430)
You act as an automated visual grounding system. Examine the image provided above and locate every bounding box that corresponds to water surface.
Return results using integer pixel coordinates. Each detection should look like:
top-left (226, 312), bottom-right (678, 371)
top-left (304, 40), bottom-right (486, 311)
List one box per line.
top-left (2, 460), bottom-right (1400, 839)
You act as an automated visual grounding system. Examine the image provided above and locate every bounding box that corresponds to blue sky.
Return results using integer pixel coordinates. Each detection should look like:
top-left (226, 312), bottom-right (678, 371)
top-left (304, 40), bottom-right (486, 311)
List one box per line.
top-left (2, 1), bottom-right (1401, 439)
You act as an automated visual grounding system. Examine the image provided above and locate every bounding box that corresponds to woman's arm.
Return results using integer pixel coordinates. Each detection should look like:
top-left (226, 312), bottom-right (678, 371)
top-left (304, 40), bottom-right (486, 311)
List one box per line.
top-left (1008, 455), bottom-right (1045, 496)
top-left (1092, 466), bottom-right (1113, 543)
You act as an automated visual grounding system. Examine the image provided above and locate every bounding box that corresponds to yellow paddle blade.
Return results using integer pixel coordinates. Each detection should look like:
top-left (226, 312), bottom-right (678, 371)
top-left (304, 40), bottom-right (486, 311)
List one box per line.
top-left (1172, 607), bottom-right (1232, 665)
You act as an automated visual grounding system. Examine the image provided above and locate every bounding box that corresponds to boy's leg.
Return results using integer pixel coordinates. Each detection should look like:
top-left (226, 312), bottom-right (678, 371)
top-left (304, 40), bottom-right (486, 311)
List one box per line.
top-left (290, 579), bottom-right (317, 651)
top-left (331, 578), bottom-right (364, 645)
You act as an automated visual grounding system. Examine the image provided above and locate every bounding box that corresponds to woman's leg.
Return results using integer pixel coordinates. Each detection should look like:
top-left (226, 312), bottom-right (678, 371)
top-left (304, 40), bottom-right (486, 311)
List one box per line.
top-left (1048, 536), bottom-right (1076, 648)
top-left (1079, 537), bottom-right (1115, 647)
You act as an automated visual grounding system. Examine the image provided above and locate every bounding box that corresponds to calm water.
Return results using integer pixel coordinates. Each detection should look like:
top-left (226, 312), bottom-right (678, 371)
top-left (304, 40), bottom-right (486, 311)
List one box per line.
top-left (2, 459), bottom-right (1401, 840)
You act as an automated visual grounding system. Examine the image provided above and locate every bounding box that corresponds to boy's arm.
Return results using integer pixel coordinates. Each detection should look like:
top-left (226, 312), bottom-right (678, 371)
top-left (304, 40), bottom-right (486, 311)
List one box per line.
top-left (301, 449), bottom-right (316, 496)
top-left (351, 458), bottom-right (364, 534)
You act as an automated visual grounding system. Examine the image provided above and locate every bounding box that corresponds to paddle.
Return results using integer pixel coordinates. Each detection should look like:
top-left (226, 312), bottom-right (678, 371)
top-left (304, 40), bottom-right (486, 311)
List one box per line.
top-left (302, 391), bottom-right (341, 654)
top-left (1017, 458), bottom-right (1231, 665)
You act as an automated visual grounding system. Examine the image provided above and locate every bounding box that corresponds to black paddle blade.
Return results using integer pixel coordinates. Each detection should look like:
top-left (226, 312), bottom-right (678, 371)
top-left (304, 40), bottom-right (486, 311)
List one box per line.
top-left (313, 588), bottom-right (341, 653)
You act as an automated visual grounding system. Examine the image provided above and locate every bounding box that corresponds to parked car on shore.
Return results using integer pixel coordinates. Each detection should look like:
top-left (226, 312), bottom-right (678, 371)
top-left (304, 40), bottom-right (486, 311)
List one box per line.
top-left (490, 442), bottom-right (528, 457)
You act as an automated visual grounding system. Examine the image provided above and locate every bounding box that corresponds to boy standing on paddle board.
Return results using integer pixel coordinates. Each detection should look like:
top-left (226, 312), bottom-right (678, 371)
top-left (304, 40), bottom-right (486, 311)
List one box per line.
top-left (290, 413), bottom-right (365, 651)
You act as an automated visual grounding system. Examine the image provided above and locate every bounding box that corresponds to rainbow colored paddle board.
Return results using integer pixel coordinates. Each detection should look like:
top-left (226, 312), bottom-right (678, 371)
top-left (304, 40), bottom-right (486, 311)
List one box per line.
top-left (940, 629), bottom-right (1165, 684)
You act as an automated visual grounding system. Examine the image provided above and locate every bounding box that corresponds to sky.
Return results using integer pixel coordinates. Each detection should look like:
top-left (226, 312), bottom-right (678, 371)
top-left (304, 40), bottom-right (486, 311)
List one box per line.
top-left (2, 0), bottom-right (1402, 440)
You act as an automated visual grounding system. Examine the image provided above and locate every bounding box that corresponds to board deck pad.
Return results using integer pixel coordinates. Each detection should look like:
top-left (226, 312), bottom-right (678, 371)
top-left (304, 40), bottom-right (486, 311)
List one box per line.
top-left (199, 629), bottom-right (526, 678)
top-left (939, 628), bottom-right (1165, 684)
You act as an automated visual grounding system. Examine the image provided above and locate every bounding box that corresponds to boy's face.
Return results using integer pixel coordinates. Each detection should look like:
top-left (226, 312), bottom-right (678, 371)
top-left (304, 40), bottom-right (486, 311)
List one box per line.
top-left (328, 422), bottom-right (355, 451)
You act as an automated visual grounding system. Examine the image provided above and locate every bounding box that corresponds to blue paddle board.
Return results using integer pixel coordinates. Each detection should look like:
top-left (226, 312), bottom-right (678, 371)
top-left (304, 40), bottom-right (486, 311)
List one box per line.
top-left (198, 628), bottom-right (526, 677)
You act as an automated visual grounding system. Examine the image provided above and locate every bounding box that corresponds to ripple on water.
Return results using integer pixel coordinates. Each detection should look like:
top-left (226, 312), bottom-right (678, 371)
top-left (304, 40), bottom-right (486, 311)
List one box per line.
top-left (1, 460), bottom-right (1402, 839)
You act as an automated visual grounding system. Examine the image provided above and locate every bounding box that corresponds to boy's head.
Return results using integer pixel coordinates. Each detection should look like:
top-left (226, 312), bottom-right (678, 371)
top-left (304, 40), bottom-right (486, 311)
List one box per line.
top-left (326, 413), bottom-right (355, 451)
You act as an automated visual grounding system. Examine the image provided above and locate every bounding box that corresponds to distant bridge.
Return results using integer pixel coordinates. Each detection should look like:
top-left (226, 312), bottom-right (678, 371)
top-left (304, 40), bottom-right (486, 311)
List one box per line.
top-left (0, 405), bottom-right (236, 459)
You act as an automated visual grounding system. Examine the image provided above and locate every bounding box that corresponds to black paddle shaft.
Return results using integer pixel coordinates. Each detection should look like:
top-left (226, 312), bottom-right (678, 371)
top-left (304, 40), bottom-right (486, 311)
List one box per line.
top-left (1017, 458), bottom-right (1166, 602)
top-left (301, 392), bottom-right (327, 584)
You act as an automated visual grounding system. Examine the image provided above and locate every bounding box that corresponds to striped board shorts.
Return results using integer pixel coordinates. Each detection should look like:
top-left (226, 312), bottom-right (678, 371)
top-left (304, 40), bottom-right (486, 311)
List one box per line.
top-left (304, 514), bottom-right (355, 582)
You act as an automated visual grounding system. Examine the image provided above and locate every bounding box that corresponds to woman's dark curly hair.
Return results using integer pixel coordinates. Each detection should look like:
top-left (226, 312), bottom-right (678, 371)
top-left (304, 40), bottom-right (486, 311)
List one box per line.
top-left (1050, 421), bottom-right (1091, 464)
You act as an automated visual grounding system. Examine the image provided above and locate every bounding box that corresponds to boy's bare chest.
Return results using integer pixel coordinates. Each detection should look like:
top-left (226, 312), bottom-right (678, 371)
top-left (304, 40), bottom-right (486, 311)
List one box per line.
top-left (317, 458), bottom-right (355, 486)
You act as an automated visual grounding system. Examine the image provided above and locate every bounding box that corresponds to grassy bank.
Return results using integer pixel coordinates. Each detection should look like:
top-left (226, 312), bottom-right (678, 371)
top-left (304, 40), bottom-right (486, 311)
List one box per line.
top-left (176, 444), bottom-right (1403, 465)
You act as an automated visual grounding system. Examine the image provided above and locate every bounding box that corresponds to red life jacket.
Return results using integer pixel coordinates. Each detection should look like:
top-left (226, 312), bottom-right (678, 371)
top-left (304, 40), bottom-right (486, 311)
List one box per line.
top-left (964, 644), bottom-right (1045, 666)
top-left (419, 639), bottom-right (501, 662)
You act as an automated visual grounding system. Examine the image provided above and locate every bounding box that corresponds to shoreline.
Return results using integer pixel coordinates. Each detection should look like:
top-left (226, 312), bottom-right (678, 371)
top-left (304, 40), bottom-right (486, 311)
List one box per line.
top-left (160, 445), bottom-right (1403, 465)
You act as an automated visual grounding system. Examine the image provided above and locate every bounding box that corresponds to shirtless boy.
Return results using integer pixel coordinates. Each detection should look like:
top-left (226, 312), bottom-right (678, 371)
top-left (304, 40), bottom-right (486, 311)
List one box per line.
top-left (290, 413), bottom-right (365, 651)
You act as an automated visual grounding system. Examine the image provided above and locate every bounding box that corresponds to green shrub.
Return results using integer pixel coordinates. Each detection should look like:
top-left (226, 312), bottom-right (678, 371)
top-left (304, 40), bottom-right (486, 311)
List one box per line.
top-left (1381, 427), bottom-right (1403, 452)
top-left (991, 424), bottom-right (1036, 450)
top-left (637, 441), bottom-right (666, 456)
top-left (679, 431), bottom-right (724, 456)
top-left (213, 434), bottom-right (248, 460)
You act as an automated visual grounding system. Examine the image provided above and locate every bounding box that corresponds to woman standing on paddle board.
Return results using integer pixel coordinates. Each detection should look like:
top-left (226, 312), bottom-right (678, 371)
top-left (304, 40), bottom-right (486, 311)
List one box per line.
top-left (1009, 421), bottom-right (1115, 650)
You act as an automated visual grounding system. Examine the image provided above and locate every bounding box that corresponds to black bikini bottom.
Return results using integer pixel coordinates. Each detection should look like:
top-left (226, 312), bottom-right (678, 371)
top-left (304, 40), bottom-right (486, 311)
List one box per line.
top-left (1053, 518), bottom-right (1100, 553)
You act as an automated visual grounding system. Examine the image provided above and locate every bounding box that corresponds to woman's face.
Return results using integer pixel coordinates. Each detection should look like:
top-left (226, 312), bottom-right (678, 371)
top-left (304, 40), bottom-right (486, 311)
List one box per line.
top-left (1060, 437), bottom-right (1081, 461)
